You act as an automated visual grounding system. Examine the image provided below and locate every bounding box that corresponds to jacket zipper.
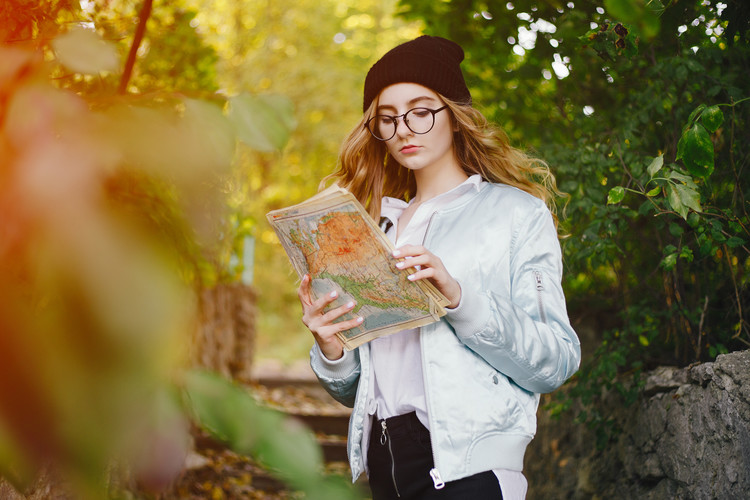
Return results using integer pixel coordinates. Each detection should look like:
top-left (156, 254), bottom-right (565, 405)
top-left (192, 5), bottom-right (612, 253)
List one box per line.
top-left (380, 420), bottom-right (401, 497)
top-left (533, 270), bottom-right (548, 323)
top-left (419, 213), bottom-right (447, 490)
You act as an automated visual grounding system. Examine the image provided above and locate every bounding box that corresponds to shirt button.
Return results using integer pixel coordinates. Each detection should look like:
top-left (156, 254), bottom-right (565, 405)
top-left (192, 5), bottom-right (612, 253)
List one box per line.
top-left (367, 399), bottom-right (377, 415)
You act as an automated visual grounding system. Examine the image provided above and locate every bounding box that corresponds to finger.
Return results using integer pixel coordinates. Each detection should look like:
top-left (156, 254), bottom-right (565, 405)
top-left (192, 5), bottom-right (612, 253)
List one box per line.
top-left (319, 299), bottom-right (357, 325)
top-left (309, 313), bottom-right (363, 347)
top-left (392, 244), bottom-right (426, 259)
top-left (317, 314), bottom-right (364, 337)
top-left (406, 267), bottom-right (436, 282)
top-left (297, 274), bottom-right (312, 305)
top-left (303, 293), bottom-right (354, 330)
top-left (395, 254), bottom-right (431, 271)
top-left (331, 315), bottom-right (365, 332)
top-left (310, 289), bottom-right (342, 315)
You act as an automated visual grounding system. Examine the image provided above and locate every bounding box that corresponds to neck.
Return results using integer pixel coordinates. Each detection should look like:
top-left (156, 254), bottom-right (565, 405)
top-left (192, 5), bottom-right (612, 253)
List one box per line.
top-left (412, 163), bottom-right (469, 203)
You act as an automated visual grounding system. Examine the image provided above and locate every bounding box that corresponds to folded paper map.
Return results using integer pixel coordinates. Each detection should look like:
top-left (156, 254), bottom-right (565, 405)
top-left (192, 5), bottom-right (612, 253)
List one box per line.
top-left (266, 185), bottom-right (449, 350)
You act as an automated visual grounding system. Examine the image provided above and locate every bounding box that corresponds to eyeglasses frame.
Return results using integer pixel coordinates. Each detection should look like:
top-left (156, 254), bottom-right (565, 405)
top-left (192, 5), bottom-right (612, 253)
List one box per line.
top-left (365, 105), bottom-right (449, 141)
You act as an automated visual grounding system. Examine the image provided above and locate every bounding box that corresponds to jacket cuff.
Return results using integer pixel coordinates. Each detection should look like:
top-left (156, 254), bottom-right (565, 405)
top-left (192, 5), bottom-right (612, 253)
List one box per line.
top-left (310, 342), bottom-right (358, 380)
top-left (445, 281), bottom-right (491, 339)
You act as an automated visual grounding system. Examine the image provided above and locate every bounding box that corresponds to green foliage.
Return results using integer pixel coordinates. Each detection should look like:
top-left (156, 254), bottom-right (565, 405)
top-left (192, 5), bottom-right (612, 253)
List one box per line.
top-left (0, 5), bottom-right (321, 498)
top-left (183, 370), bottom-right (361, 499)
top-left (580, 22), bottom-right (639, 61)
top-left (0, 41), bottom-right (220, 496)
top-left (677, 111), bottom-right (715, 177)
top-left (397, 0), bottom-right (750, 445)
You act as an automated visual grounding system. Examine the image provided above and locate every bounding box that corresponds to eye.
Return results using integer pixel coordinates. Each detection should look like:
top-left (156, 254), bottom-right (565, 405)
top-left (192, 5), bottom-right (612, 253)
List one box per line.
top-left (377, 115), bottom-right (395, 125)
top-left (410, 108), bottom-right (431, 118)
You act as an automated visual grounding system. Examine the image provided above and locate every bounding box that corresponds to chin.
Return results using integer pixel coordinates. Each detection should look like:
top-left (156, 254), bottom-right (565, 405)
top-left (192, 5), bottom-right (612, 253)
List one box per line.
top-left (396, 158), bottom-right (427, 171)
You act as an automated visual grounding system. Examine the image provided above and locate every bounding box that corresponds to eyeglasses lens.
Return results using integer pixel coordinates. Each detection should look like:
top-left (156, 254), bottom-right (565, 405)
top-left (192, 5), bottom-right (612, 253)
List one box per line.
top-left (368, 108), bottom-right (436, 141)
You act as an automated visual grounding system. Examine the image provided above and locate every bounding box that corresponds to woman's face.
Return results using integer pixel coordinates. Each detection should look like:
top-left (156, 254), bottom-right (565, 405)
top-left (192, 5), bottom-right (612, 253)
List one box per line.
top-left (375, 83), bottom-right (457, 175)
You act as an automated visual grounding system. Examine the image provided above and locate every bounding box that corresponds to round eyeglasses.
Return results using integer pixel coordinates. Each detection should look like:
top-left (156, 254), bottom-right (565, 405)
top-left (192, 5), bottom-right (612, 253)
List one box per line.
top-left (365, 106), bottom-right (448, 141)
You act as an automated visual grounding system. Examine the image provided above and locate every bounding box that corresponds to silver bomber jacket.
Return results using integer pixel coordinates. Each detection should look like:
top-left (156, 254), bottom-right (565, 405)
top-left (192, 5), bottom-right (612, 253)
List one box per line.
top-left (310, 182), bottom-right (581, 484)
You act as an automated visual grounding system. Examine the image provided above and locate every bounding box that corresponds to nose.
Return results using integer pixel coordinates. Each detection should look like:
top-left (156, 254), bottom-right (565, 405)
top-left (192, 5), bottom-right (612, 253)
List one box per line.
top-left (393, 115), bottom-right (412, 137)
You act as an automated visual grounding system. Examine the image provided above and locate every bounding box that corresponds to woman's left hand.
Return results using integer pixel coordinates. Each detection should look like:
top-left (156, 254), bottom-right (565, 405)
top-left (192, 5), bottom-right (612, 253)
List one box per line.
top-left (393, 245), bottom-right (462, 308)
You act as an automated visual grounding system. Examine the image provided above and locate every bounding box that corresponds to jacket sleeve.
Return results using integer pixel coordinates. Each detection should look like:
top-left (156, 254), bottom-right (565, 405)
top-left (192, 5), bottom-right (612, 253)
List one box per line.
top-left (445, 203), bottom-right (581, 394)
top-left (309, 342), bottom-right (361, 407)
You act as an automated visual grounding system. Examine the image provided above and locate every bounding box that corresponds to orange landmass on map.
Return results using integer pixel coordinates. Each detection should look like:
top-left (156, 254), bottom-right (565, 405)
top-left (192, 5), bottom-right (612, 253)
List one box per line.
top-left (299, 211), bottom-right (426, 310)
top-left (305, 212), bottom-right (379, 275)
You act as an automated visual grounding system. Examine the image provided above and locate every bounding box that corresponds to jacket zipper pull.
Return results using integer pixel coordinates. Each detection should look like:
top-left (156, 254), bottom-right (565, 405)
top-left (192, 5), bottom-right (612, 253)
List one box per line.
top-left (534, 270), bottom-right (543, 290)
top-left (429, 468), bottom-right (445, 489)
top-left (380, 420), bottom-right (387, 445)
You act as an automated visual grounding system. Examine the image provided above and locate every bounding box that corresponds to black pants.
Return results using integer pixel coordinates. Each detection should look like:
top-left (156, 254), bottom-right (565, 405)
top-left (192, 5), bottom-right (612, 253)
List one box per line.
top-left (367, 412), bottom-right (504, 500)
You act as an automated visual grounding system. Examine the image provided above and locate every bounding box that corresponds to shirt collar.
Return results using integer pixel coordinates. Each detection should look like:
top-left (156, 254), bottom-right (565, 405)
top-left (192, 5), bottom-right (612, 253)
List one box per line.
top-left (381, 174), bottom-right (485, 220)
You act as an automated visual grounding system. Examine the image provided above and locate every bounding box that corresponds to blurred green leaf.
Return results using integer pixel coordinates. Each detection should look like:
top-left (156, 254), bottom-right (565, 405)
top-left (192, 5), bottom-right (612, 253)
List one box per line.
top-left (183, 370), bottom-right (360, 499)
top-left (674, 184), bottom-right (702, 214)
top-left (52, 27), bottom-right (120, 75)
top-left (98, 99), bottom-right (235, 182)
top-left (668, 222), bottom-right (684, 237)
top-left (604, 0), bottom-right (661, 38)
top-left (680, 246), bottom-right (694, 263)
top-left (228, 94), bottom-right (297, 152)
top-left (661, 251), bottom-right (678, 270)
top-left (608, 186), bottom-right (625, 204)
top-left (647, 154), bottom-right (663, 177)
top-left (686, 104), bottom-right (707, 126)
top-left (667, 183), bottom-right (701, 219)
top-left (667, 184), bottom-right (688, 219)
top-left (181, 98), bottom-right (237, 173)
top-left (701, 105), bottom-right (724, 133)
top-left (604, 0), bottom-right (635, 20)
top-left (726, 236), bottom-right (746, 248)
top-left (677, 123), bottom-right (714, 177)
top-left (668, 170), bottom-right (699, 188)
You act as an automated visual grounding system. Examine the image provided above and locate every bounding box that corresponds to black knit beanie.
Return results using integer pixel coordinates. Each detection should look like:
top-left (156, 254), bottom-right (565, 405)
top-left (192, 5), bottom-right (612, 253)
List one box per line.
top-left (362, 35), bottom-right (471, 112)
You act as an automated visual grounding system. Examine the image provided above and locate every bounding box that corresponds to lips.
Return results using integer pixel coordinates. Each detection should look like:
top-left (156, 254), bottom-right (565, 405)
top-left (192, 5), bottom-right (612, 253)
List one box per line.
top-left (400, 145), bottom-right (420, 154)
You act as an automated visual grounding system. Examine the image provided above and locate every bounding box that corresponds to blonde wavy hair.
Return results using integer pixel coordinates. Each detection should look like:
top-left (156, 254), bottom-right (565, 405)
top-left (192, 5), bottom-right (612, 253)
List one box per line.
top-left (322, 94), bottom-right (564, 226)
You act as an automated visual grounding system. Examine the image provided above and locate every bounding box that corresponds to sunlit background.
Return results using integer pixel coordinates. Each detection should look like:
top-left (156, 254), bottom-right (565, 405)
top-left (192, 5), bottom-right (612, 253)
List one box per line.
top-left (1, 0), bottom-right (747, 497)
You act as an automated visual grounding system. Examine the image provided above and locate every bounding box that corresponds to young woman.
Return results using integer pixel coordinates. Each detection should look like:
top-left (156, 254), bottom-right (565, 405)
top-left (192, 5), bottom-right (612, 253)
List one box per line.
top-left (297, 35), bottom-right (581, 499)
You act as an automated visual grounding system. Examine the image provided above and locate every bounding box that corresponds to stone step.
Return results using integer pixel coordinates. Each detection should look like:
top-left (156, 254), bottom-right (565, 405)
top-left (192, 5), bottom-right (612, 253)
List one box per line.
top-left (290, 413), bottom-right (350, 437)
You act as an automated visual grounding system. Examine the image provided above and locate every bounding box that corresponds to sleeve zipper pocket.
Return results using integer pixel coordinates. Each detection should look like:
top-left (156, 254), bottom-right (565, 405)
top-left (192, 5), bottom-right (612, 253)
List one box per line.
top-left (533, 270), bottom-right (548, 324)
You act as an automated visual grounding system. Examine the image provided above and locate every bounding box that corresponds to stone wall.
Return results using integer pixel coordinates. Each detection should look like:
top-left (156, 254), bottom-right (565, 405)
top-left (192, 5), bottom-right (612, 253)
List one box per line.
top-left (525, 349), bottom-right (750, 499)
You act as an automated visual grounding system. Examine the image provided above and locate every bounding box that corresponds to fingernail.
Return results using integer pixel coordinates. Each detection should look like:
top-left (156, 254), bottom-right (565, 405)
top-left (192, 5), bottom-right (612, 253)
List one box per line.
top-left (346, 301), bottom-right (355, 309)
top-left (356, 317), bottom-right (364, 323)
top-left (395, 262), bottom-right (404, 269)
top-left (408, 274), bottom-right (416, 281)
top-left (330, 290), bottom-right (338, 298)
top-left (393, 250), bottom-right (401, 257)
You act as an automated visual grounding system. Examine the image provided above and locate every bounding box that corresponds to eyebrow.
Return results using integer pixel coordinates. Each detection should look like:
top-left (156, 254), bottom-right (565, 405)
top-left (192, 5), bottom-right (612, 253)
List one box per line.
top-left (376, 95), bottom-right (439, 113)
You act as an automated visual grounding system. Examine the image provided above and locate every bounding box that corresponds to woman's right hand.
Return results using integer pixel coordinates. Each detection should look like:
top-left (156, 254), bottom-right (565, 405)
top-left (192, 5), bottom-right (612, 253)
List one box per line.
top-left (297, 274), bottom-right (363, 361)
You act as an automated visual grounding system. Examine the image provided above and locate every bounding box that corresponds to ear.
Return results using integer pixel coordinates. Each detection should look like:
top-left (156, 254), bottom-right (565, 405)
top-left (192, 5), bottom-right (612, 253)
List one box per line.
top-left (449, 114), bottom-right (459, 132)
